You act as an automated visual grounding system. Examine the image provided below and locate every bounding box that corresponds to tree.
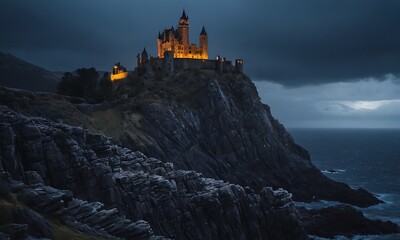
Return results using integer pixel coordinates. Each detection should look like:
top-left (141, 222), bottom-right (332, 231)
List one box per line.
top-left (57, 68), bottom-right (99, 99)
top-left (98, 73), bottom-right (114, 101)
top-left (76, 67), bottom-right (99, 98)
top-left (57, 72), bottom-right (83, 97)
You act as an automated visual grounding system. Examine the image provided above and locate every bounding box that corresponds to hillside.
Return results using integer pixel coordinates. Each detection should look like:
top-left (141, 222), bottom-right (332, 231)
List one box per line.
top-left (0, 52), bottom-right (59, 92)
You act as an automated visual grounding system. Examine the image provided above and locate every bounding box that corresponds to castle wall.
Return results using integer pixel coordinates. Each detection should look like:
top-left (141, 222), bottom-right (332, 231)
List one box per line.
top-left (235, 59), bottom-right (244, 73)
top-left (164, 51), bottom-right (174, 76)
top-left (137, 55), bottom-right (240, 76)
top-left (139, 58), bottom-right (238, 75)
top-left (174, 59), bottom-right (216, 70)
top-left (223, 61), bottom-right (234, 73)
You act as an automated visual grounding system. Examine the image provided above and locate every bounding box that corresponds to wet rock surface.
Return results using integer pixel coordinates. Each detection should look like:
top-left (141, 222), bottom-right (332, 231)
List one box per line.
top-left (298, 204), bottom-right (400, 238)
top-left (0, 106), bottom-right (307, 239)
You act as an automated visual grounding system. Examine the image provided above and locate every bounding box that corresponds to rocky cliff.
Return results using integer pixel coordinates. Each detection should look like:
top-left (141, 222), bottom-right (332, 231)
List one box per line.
top-left (101, 71), bottom-right (380, 207)
top-left (0, 106), bottom-right (307, 239)
top-left (1, 68), bottom-right (399, 239)
top-left (0, 71), bottom-right (381, 208)
top-left (299, 204), bottom-right (400, 238)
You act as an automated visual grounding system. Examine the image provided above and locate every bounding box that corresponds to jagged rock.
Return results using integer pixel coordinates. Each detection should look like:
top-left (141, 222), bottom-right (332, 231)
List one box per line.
top-left (100, 73), bottom-right (380, 207)
top-left (0, 171), bottom-right (11, 195)
top-left (8, 181), bottom-right (154, 240)
top-left (0, 72), bottom-right (380, 208)
top-left (0, 224), bottom-right (28, 239)
top-left (0, 232), bottom-right (11, 240)
top-left (24, 171), bottom-right (44, 185)
top-left (135, 73), bottom-right (379, 207)
top-left (0, 71), bottom-right (392, 239)
top-left (299, 204), bottom-right (400, 238)
top-left (0, 106), bottom-right (307, 239)
top-left (12, 206), bottom-right (53, 238)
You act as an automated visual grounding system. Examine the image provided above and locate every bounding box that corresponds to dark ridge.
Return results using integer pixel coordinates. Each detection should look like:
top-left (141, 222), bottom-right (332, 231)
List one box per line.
top-left (0, 52), bottom-right (59, 92)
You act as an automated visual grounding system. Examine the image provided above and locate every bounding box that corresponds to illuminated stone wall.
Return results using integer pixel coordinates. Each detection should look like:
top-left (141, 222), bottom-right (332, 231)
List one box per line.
top-left (110, 72), bottom-right (128, 81)
top-left (158, 40), bottom-right (206, 59)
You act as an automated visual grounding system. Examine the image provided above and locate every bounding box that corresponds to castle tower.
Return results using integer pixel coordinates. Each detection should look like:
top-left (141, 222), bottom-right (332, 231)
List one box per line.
top-left (164, 50), bottom-right (174, 76)
top-left (156, 10), bottom-right (210, 60)
top-left (200, 26), bottom-right (208, 59)
top-left (157, 32), bottom-right (163, 58)
top-left (178, 10), bottom-right (189, 56)
top-left (136, 54), bottom-right (141, 67)
top-left (216, 55), bottom-right (224, 74)
top-left (235, 59), bottom-right (244, 73)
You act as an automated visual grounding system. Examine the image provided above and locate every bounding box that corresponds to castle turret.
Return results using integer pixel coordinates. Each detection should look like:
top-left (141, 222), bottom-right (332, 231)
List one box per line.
top-left (157, 32), bottom-right (163, 58)
top-left (141, 48), bottom-right (149, 63)
top-left (216, 55), bottom-right (224, 74)
top-left (235, 59), bottom-right (244, 73)
top-left (136, 54), bottom-right (141, 67)
top-left (178, 9), bottom-right (189, 56)
top-left (200, 26), bottom-right (208, 59)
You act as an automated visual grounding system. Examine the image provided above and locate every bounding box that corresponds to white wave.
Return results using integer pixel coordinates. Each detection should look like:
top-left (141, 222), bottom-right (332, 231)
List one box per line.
top-left (321, 169), bottom-right (346, 174)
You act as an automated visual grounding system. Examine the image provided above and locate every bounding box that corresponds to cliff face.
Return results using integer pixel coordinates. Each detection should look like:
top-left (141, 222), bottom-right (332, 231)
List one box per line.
top-left (0, 68), bottom-right (395, 239)
top-left (113, 71), bottom-right (379, 207)
top-left (0, 106), bottom-right (307, 239)
top-left (0, 70), bottom-right (380, 208)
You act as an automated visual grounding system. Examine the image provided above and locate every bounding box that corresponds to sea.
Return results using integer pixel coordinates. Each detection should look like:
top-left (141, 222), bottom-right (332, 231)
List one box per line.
top-left (288, 128), bottom-right (400, 240)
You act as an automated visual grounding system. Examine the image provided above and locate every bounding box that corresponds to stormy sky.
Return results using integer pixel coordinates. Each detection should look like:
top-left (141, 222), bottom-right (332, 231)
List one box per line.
top-left (1, 0), bottom-right (400, 128)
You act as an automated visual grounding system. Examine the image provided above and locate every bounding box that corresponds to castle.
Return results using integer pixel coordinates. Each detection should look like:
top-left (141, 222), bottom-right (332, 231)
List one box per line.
top-left (157, 10), bottom-right (208, 60)
top-left (111, 10), bottom-right (243, 80)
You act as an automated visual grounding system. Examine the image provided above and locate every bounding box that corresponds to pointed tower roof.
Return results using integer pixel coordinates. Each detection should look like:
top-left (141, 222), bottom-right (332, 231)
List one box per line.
top-left (200, 26), bottom-right (207, 36)
top-left (180, 9), bottom-right (188, 20)
top-left (158, 31), bottom-right (162, 39)
top-left (142, 48), bottom-right (148, 54)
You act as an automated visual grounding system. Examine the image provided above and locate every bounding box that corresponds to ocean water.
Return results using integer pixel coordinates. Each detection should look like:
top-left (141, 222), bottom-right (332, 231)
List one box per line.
top-left (288, 128), bottom-right (400, 240)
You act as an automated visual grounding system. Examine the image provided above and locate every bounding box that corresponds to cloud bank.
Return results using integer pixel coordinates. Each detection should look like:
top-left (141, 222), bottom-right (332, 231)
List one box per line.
top-left (254, 76), bottom-right (400, 128)
top-left (1, 0), bottom-right (400, 86)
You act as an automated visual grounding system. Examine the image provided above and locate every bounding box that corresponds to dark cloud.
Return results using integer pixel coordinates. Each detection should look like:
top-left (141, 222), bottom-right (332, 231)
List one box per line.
top-left (244, 1), bottom-right (400, 85)
top-left (1, 0), bottom-right (400, 85)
